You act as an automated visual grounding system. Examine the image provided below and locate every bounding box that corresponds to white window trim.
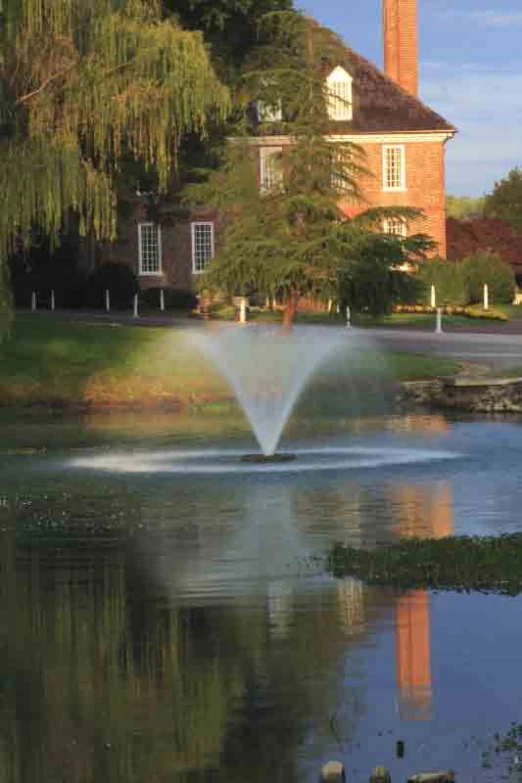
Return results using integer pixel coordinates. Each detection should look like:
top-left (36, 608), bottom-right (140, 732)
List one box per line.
top-left (138, 223), bottom-right (162, 276)
top-left (257, 99), bottom-right (283, 123)
top-left (382, 216), bottom-right (408, 238)
top-left (260, 146), bottom-right (283, 193)
top-left (326, 66), bottom-right (353, 122)
top-left (382, 144), bottom-right (406, 192)
top-left (191, 222), bottom-right (215, 275)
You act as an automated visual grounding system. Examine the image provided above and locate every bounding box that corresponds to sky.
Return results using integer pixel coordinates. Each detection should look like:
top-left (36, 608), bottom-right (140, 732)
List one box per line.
top-left (297, 0), bottom-right (522, 196)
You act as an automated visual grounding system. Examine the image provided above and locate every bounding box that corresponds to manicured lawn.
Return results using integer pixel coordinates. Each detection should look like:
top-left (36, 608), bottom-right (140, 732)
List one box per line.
top-left (0, 313), bottom-right (461, 409)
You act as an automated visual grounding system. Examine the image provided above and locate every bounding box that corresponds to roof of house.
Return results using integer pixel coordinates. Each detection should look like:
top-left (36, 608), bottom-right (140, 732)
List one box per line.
top-left (253, 20), bottom-right (455, 136)
top-left (447, 217), bottom-right (522, 275)
top-left (329, 44), bottom-right (455, 134)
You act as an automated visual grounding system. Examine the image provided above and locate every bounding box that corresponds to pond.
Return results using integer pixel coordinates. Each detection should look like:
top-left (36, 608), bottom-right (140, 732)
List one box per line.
top-left (2, 409), bottom-right (522, 782)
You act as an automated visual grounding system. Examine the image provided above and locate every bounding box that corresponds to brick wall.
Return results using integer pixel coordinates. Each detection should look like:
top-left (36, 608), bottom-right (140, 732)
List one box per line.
top-left (100, 135), bottom-right (447, 289)
top-left (340, 138), bottom-right (447, 257)
top-left (383, 0), bottom-right (419, 96)
top-left (99, 203), bottom-right (219, 291)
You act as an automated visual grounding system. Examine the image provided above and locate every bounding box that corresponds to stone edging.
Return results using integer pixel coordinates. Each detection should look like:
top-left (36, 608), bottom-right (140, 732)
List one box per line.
top-left (398, 377), bottom-right (522, 413)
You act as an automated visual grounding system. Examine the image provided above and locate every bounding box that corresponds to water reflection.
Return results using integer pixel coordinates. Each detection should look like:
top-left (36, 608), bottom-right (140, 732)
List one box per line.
top-left (392, 482), bottom-right (454, 721)
top-left (6, 413), bottom-right (522, 781)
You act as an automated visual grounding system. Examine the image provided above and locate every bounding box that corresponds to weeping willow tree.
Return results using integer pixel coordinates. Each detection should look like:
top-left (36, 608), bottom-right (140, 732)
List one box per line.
top-left (0, 0), bottom-right (230, 334)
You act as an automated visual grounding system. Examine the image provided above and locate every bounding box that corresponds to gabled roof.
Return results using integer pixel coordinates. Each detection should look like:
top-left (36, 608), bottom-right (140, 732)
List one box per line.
top-left (252, 19), bottom-right (455, 137)
top-left (322, 35), bottom-right (455, 135)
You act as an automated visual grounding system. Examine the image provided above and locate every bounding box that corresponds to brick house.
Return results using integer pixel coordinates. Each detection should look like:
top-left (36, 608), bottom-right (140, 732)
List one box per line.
top-left (100, 0), bottom-right (455, 293)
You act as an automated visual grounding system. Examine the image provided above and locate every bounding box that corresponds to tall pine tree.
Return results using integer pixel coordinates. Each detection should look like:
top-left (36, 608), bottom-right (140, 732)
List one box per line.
top-left (186, 12), bottom-right (366, 330)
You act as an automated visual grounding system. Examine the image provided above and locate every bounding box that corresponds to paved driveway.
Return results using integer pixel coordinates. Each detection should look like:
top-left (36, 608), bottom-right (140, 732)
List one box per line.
top-left (367, 328), bottom-right (522, 370)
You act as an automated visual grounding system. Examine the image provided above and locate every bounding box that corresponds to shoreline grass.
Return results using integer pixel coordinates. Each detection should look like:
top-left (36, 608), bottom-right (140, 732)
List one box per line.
top-left (0, 314), bottom-right (462, 410)
top-left (328, 534), bottom-right (522, 595)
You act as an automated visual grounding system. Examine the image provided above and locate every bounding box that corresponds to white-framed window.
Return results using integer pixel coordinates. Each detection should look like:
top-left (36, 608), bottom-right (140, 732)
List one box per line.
top-left (383, 216), bottom-right (408, 238)
top-left (191, 222), bottom-right (215, 274)
top-left (138, 223), bottom-right (162, 275)
top-left (260, 146), bottom-right (283, 192)
top-left (326, 66), bottom-right (353, 121)
top-left (257, 99), bottom-right (283, 123)
top-left (383, 145), bottom-right (406, 191)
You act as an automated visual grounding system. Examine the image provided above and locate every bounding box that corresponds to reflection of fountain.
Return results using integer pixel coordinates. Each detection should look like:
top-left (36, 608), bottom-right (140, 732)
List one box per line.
top-left (186, 325), bottom-right (350, 456)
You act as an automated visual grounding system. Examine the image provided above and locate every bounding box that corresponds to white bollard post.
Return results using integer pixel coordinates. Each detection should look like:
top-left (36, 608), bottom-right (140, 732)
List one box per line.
top-left (105, 289), bottom-right (110, 312)
top-left (31, 291), bottom-right (36, 312)
top-left (346, 305), bottom-right (351, 327)
top-left (327, 298), bottom-right (333, 314)
top-left (239, 297), bottom-right (248, 324)
top-left (483, 283), bottom-right (489, 311)
top-left (133, 293), bottom-right (138, 318)
top-left (430, 284), bottom-right (436, 309)
top-left (435, 306), bottom-right (443, 334)
top-left (50, 289), bottom-right (55, 312)
top-left (160, 288), bottom-right (165, 312)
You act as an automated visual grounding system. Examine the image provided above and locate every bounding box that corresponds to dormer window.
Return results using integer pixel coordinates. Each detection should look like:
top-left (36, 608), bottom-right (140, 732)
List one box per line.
top-left (326, 66), bottom-right (353, 121)
top-left (257, 99), bottom-right (283, 123)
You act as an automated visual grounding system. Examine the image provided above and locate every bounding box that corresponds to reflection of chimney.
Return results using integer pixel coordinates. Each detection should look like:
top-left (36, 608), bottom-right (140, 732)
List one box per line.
top-left (395, 591), bottom-right (432, 720)
top-left (383, 0), bottom-right (419, 95)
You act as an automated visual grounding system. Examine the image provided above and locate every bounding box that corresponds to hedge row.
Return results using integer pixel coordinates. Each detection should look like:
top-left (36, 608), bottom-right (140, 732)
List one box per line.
top-left (10, 262), bottom-right (198, 311)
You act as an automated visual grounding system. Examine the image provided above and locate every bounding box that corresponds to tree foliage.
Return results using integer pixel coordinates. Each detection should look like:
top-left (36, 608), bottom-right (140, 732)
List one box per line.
top-left (338, 228), bottom-right (428, 317)
top-left (0, 0), bottom-right (230, 334)
top-left (484, 168), bottom-right (522, 231)
top-left (418, 256), bottom-right (468, 306)
top-left (461, 250), bottom-right (516, 304)
top-left (164, 0), bottom-right (294, 75)
top-left (446, 194), bottom-right (485, 220)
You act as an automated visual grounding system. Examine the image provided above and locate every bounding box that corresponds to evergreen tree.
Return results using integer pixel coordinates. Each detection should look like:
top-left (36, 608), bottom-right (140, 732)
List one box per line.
top-left (484, 168), bottom-right (522, 230)
top-left (0, 0), bottom-right (230, 334)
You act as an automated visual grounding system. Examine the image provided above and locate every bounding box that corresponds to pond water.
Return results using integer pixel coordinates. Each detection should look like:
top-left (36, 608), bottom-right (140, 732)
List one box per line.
top-left (2, 410), bottom-right (522, 782)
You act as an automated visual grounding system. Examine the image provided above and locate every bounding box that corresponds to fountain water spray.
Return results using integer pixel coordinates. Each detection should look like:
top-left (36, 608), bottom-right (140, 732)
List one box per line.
top-left (186, 325), bottom-right (349, 456)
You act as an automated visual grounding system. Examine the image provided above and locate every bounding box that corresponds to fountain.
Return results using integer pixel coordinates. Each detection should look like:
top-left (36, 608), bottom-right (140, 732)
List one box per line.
top-left (186, 324), bottom-right (352, 459)
top-left (68, 323), bottom-right (461, 475)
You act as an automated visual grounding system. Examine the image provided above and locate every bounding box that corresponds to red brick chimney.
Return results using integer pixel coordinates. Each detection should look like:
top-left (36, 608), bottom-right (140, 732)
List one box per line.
top-left (383, 0), bottom-right (419, 96)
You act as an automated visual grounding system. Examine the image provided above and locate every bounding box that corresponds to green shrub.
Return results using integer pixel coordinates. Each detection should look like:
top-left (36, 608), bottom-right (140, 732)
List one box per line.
top-left (418, 256), bottom-right (468, 305)
top-left (461, 250), bottom-right (516, 304)
top-left (85, 263), bottom-right (138, 310)
top-left (140, 287), bottom-right (198, 311)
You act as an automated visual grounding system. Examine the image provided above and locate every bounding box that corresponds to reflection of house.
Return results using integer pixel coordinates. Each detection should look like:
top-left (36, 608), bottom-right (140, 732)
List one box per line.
top-left (393, 482), bottom-right (454, 720)
top-left (396, 591), bottom-right (432, 720)
top-left (97, 0), bottom-right (454, 292)
top-left (393, 483), bottom-right (453, 540)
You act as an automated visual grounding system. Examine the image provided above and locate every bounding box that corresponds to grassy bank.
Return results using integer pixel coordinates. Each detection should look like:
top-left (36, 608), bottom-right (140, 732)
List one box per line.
top-left (328, 535), bottom-right (522, 594)
top-left (0, 313), bottom-right (460, 409)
